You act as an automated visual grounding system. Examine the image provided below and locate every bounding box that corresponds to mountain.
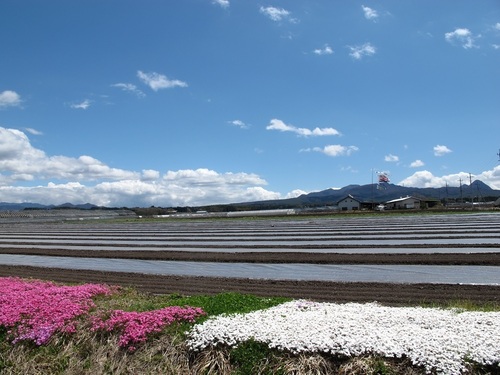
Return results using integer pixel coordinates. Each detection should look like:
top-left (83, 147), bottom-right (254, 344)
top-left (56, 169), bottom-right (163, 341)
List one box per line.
top-left (230, 180), bottom-right (500, 210)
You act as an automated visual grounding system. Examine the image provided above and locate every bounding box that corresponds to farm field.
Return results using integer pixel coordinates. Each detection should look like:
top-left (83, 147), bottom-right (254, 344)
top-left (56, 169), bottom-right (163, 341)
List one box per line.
top-left (0, 211), bottom-right (499, 305)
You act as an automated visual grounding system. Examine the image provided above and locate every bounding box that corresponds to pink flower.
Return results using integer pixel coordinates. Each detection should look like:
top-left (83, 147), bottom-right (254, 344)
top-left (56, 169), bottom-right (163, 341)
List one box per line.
top-left (91, 306), bottom-right (206, 351)
top-left (0, 277), bottom-right (112, 345)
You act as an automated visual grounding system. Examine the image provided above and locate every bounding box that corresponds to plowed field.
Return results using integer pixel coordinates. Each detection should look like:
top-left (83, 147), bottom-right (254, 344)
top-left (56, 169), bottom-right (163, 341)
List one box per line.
top-left (1, 212), bottom-right (499, 305)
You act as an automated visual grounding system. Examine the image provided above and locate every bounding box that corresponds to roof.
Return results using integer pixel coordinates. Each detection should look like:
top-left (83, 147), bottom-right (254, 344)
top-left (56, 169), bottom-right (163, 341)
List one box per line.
top-left (337, 194), bottom-right (362, 204)
top-left (385, 196), bottom-right (420, 204)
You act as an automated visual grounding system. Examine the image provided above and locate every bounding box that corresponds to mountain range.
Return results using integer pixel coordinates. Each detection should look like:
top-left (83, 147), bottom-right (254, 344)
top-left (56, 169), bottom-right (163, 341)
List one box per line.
top-left (231, 180), bottom-right (500, 210)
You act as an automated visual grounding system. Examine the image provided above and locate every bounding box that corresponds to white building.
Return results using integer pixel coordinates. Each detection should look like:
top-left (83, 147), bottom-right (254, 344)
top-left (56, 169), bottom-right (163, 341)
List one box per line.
top-left (337, 194), bottom-right (362, 211)
top-left (384, 196), bottom-right (421, 210)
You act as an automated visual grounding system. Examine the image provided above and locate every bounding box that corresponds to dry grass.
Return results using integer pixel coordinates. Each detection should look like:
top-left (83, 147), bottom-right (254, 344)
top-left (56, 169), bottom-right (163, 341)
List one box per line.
top-left (279, 353), bottom-right (335, 374)
top-left (189, 346), bottom-right (233, 375)
top-left (0, 329), bottom-right (192, 375)
top-left (3, 338), bottom-right (497, 375)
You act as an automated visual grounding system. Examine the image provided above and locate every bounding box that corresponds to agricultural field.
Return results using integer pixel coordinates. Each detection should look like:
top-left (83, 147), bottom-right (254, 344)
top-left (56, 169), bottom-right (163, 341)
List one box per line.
top-left (0, 211), bottom-right (499, 304)
top-left (1, 211), bottom-right (500, 374)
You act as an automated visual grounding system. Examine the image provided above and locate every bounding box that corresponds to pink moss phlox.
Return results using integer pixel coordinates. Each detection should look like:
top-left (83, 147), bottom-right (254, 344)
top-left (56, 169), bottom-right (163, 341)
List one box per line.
top-left (0, 277), bottom-right (112, 345)
top-left (91, 306), bottom-right (206, 350)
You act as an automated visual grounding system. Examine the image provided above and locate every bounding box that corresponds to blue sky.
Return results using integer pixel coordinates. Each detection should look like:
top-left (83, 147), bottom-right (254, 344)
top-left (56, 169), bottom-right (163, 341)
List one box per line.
top-left (1, 1), bottom-right (499, 207)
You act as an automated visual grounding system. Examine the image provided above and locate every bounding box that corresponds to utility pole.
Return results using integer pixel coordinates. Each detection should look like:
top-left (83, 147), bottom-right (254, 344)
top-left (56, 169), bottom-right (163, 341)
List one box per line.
top-left (459, 178), bottom-right (463, 206)
top-left (469, 173), bottom-right (473, 203)
top-left (371, 169), bottom-right (374, 210)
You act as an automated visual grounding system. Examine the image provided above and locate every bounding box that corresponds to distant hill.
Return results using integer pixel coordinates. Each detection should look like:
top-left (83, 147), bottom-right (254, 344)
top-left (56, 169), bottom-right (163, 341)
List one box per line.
top-left (0, 202), bottom-right (99, 211)
top-left (229, 180), bottom-right (500, 210)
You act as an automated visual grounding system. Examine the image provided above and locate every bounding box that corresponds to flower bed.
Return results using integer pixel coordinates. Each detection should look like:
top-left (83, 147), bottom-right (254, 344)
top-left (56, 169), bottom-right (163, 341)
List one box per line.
top-left (187, 300), bottom-right (500, 374)
top-left (2, 277), bottom-right (499, 374)
top-left (0, 277), bottom-right (205, 350)
top-left (0, 277), bottom-right (112, 345)
top-left (91, 306), bottom-right (205, 351)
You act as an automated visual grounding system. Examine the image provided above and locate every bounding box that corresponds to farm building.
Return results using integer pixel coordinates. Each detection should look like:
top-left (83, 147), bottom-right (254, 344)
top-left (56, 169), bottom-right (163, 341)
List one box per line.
top-left (384, 196), bottom-right (421, 210)
top-left (337, 194), bottom-right (362, 211)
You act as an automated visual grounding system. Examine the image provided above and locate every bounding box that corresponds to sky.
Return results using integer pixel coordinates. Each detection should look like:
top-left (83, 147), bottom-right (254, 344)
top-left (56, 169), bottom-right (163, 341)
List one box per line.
top-left (1, 1), bottom-right (499, 207)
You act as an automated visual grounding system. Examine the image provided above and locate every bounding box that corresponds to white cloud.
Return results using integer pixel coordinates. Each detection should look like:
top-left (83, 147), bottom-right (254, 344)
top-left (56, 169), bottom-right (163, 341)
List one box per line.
top-left (384, 154), bottom-right (399, 162)
top-left (0, 127), bottom-right (281, 206)
top-left (445, 28), bottom-right (478, 49)
top-left (313, 44), bottom-right (333, 55)
top-left (348, 43), bottom-right (376, 60)
top-left (492, 44), bottom-right (500, 50)
top-left (306, 144), bottom-right (359, 157)
top-left (433, 144), bottom-right (452, 156)
top-left (285, 189), bottom-right (307, 198)
top-left (70, 99), bottom-right (91, 110)
top-left (0, 127), bottom-right (138, 183)
top-left (111, 83), bottom-right (145, 97)
top-left (266, 119), bottom-right (340, 137)
top-left (212, 0), bottom-right (229, 8)
top-left (137, 70), bottom-right (188, 91)
top-left (495, 23), bottom-right (500, 31)
top-left (361, 5), bottom-right (378, 20)
top-left (259, 6), bottom-right (292, 22)
top-left (229, 120), bottom-right (249, 129)
top-left (141, 169), bottom-right (160, 181)
top-left (24, 128), bottom-right (43, 136)
top-left (0, 90), bottom-right (22, 109)
top-left (410, 159), bottom-right (425, 168)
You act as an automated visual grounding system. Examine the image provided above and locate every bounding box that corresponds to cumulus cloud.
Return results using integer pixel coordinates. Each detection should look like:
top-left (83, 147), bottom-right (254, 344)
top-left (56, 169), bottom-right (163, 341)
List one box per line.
top-left (70, 99), bottom-right (91, 110)
top-left (111, 83), bottom-right (145, 97)
top-left (433, 144), bottom-right (452, 156)
top-left (259, 6), bottom-right (293, 22)
top-left (137, 70), bottom-right (188, 91)
top-left (141, 169), bottom-right (160, 181)
top-left (212, 0), bottom-right (229, 8)
top-left (362, 5), bottom-right (378, 20)
top-left (0, 90), bottom-right (22, 109)
top-left (91, 170), bottom-right (279, 207)
top-left (304, 145), bottom-right (359, 157)
top-left (0, 127), bottom-right (280, 207)
top-left (313, 44), bottom-right (333, 55)
top-left (384, 154), bottom-right (399, 162)
top-left (0, 128), bottom-right (138, 183)
top-left (348, 43), bottom-right (376, 59)
top-left (266, 119), bottom-right (340, 137)
top-left (410, 159), bottom-right (425, 168)
top-left (445, 28), bottom-right (479, 49)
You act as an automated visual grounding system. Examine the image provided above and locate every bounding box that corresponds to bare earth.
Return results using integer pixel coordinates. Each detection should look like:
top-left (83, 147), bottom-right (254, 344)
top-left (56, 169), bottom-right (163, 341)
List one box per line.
top-left (1, 213), bottom-right (499, 305)
top-left (1, 250), bottom-right (500, 305)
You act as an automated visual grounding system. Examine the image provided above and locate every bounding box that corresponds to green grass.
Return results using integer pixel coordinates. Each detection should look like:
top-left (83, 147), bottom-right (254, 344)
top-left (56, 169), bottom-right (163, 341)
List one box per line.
top-left (94, 287), bottom-right (290, 316)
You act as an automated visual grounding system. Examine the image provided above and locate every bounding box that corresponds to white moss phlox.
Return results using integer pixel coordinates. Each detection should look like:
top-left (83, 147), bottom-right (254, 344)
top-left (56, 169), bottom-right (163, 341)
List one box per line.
top-left (187, 301), bottom-right (500, 374)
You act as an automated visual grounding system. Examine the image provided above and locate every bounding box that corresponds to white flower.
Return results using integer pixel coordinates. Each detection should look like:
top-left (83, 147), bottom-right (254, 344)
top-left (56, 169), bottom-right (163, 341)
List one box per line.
top-left (187, 301), bottom-right (500, 374)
